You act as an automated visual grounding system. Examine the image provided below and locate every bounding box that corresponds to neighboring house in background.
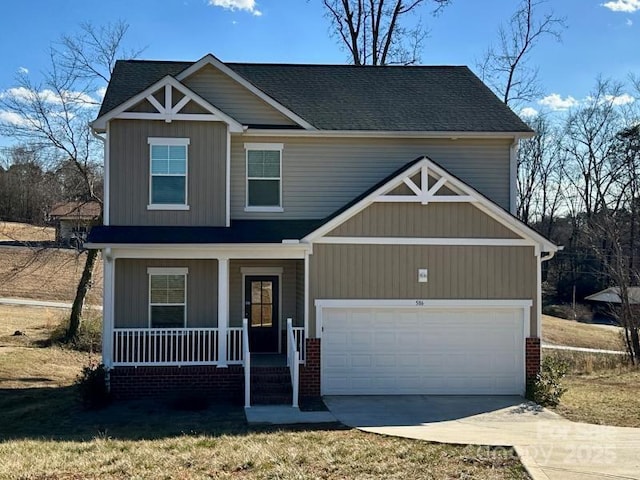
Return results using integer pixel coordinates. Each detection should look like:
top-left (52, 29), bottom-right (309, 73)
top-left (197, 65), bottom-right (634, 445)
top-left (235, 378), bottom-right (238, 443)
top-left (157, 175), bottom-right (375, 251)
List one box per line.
top-left (86, 54), bottom-right (558, 406)
top-left (49, 200), bottom-right (101, 245)
top-left (585, 287), bottom-right (640, 304)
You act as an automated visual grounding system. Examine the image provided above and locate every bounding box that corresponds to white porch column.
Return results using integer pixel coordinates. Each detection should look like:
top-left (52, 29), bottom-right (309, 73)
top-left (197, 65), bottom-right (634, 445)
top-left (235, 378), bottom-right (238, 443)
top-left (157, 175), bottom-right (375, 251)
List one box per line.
top-left (102, 251), bottom-right (115, 368)
top-left (217, 257), bottom-right (229, 367)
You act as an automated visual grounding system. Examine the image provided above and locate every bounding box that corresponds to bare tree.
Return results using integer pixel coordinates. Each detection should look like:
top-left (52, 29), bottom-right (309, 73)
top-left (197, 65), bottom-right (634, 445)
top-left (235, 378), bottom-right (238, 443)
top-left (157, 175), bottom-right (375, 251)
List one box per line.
top-left (517, 113), bottom-right (565, 233)
top-left (562, 79), bottom-right (626, 218)
top-left (0, 20), bottom-right (137, 341)
top-left (479, 0), bottom-right (565, 107)
top-left (322, 0), bottom-right (450, 65)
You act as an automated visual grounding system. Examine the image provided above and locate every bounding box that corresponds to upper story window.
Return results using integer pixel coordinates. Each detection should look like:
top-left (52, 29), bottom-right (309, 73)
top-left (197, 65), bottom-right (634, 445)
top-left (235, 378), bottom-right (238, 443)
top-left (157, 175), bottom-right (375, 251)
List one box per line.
top-left (148, 267), bottom-right (187, 328)
top-left (245, 143), bottom-right (283, 212)
top-left (148, 138), bottom-right (190, 211)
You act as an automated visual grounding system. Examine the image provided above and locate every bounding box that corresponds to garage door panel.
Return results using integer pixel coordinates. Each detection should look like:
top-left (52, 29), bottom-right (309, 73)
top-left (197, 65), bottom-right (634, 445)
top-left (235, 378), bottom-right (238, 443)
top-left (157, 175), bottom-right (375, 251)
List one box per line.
top-left (321, 305), bottom-right (525, 395)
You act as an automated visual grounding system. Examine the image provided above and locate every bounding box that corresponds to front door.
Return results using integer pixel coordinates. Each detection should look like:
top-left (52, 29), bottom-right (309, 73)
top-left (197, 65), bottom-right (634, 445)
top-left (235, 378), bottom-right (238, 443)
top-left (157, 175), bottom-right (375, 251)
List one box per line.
top-left (245, 275), bottom-right (279, 353)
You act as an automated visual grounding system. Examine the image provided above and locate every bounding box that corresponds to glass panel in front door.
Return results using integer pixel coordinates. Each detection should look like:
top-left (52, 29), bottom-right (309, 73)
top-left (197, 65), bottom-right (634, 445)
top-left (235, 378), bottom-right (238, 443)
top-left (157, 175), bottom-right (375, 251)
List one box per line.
top-left (250, 280), bottom-right (273, 327)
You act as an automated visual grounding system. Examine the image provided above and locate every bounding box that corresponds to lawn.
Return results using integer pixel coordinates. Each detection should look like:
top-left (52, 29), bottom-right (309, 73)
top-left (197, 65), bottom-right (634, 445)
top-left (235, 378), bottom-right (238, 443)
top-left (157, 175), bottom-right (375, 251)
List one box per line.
top-left (553, 370), bottom-right (640, 428)
top-left (0, 221), bottom-right (55, 242)
top-left (0, 245), bottom-right (103, 304)
top-left (542, 314), bottom-right (623, 351)
top-left (0, 305), bottom-right (528, 479)
top-left (542, 348), bottom-right (640, 428)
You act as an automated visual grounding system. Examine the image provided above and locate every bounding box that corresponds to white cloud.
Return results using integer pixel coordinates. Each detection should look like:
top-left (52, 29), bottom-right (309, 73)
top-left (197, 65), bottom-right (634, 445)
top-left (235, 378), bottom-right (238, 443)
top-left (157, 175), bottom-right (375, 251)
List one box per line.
top-left (96, 87), bottom-right (107, 100)
top-left (0, 110), bottom-right (28, 126)
top-left (605, 93), bottom-right (635, 105)
top-left (0, 86), bottom-right (97, 107)
top-left (602, 0), bottom-right (640, 12)
top-left (17, 66), bottom-right (29, 75)
top-left (520, 107), bottom-right (539, 118)
top-left (208, 0), bottom-right (262, 16)
top-left (538, 93), bottom-right (579, 111)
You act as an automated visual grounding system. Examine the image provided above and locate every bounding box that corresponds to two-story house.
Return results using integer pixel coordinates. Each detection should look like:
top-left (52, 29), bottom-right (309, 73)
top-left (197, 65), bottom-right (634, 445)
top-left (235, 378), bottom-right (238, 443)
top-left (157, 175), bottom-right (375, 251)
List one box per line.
top-left (87, 54), bottom-right (557, 406)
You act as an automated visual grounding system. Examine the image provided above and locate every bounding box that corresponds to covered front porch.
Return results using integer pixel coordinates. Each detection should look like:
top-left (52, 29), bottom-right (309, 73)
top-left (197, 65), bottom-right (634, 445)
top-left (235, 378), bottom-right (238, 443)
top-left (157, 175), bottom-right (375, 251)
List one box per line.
top-left (101, 245), bottom-right (311, 406)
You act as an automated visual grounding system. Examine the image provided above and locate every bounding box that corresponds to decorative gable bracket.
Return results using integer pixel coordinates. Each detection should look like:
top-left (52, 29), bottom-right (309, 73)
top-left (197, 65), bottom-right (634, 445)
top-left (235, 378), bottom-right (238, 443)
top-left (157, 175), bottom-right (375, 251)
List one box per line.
top-left (375, 164), bottom-right (477, 205)
top-left (92, 76), bottom-right (244, 133)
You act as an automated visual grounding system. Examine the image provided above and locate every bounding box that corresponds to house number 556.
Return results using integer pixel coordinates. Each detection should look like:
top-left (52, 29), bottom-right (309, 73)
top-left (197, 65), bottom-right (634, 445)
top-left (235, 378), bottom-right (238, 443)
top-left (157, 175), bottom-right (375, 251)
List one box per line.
top-left (415, 300), bottom-right (425, 306)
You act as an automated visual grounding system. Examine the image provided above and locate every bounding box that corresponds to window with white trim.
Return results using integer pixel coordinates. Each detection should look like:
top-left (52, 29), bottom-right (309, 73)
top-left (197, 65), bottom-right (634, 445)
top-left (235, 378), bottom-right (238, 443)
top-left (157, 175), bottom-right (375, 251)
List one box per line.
top-left (148, 267), bottom-right (187, 328)
top-left (245, 143), bottom-right (283, 211)
top-left (148, 138), bottom-right (190, 209)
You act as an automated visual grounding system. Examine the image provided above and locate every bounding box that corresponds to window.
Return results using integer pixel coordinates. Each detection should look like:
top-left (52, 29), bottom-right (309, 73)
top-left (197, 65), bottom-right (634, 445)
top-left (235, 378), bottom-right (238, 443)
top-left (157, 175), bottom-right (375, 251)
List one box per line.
top-left (148, 267), bottom-right (187, 328)
top-left (245, 143), bottom-right (283, 211)
top-left (148, 138), bottom-right (190, 210)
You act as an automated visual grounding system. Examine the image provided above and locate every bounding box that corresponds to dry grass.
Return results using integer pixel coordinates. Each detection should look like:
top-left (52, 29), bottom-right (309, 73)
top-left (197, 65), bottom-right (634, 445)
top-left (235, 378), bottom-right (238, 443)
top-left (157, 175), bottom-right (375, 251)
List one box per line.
top-left (542, 314), bottom-right (624, 351)
top-left (0, 221), bottom-right (55, 242)
top-left (553, 369), bottom-right (640, 428)
top-left (542, 348), bottom-right (628, 374)
top-left (0, 305), bottom-right (528, 480)
top-left (0, 246), bottom-right (103, 304)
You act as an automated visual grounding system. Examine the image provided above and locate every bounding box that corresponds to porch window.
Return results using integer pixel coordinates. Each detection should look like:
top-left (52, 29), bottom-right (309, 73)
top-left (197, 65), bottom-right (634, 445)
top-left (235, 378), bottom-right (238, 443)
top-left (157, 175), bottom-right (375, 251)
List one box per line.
top-left (148, 267), bottom-right (187, 328)
top-left (148, 138), bottom-right (190, 210)
top-left (245, 143), bottom-right (283, 212)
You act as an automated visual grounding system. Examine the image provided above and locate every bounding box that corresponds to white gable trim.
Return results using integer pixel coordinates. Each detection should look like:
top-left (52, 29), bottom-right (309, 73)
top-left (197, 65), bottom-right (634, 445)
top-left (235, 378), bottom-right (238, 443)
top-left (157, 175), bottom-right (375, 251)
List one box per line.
top-left (303, 156), bottom-right (558, 252)
top-left (92, 75), bottom-right (244, 133)
top-left (176, 54), bottom-right (316, 131)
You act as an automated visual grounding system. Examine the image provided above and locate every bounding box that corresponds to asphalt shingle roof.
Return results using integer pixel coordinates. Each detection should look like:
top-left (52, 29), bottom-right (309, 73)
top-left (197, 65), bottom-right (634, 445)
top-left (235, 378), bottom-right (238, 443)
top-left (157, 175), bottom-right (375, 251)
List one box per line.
top-left (98, 58), bottom-right (532, 133)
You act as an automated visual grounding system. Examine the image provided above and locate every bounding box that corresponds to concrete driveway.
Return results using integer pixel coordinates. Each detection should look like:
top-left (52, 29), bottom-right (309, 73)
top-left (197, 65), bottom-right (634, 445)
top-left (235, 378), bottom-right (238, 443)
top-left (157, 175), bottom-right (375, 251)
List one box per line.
top-left (324, 396), bottom-right (640, 480)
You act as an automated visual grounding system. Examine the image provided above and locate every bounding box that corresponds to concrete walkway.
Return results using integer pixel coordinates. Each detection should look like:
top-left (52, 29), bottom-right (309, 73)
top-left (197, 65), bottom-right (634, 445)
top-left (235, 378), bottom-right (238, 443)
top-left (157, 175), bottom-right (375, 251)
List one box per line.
top-left (244, 405), bottom-right (336, 425)
top-left (0, 297), bottom-right (102, 310)
top-left (324, 395), bottom-right (640, 480)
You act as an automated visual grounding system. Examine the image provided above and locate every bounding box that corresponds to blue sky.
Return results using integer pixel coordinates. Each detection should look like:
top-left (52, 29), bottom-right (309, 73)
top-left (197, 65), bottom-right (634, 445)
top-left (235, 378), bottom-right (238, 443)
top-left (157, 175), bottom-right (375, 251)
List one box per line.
top-left (0, 0), bottom-right (638, 145)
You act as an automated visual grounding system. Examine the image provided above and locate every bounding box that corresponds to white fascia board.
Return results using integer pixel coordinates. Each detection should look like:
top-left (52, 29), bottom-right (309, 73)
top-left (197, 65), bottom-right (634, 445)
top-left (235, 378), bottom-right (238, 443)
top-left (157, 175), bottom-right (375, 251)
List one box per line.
top-left (176, 54), bottom-right (316, 131)
top-left (315, 237), bottom-right (537, 247)
top-left (243, 129), bottom-right (535, 139)
top-left (314, 299), bottom-right (533, 309)
top-left (421, 161), bottom-right (557, 252)
top-left (305, 156), bottom-right (558, 253)
top-left (92, 75), bottom-right (243, 133)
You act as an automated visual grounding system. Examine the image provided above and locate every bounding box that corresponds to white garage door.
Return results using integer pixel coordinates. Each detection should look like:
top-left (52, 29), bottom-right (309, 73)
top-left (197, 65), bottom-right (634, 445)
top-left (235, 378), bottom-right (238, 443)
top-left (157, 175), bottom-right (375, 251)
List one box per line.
top-left (321, 303), bottom-right (526, 395)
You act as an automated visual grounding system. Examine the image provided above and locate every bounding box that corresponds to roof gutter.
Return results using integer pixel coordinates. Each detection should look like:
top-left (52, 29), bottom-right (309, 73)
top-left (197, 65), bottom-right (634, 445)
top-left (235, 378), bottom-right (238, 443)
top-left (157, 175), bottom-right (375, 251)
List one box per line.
top-left (242, 129), bottom-right (535, 139)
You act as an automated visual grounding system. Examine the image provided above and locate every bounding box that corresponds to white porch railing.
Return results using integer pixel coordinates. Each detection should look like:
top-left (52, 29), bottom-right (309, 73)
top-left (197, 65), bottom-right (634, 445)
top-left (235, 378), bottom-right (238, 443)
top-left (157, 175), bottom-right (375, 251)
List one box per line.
top-left (242, 318), bottom-right (251, 408)
top-left (292, 327), bottom-right (305, 362)
top-left (112, 328), bottom-right (219, 366)
top-left (286, 318), bottom-right (300, 408)
top-left (227, 327), bottom-right (244, 365)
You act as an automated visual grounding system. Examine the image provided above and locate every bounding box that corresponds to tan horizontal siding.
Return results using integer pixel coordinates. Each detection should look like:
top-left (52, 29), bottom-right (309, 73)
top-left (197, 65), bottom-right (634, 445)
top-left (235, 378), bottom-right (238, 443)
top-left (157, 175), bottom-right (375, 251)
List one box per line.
top-left (183, 64), bottom-right (296, 126)
top-left (230, 136), bottom-right (511, 219)
top-left (308, 244), bottom-right (537, 337)
top-left (328, 202), bottom-right (520, 238)
top-left (114, 259), bottom-right (218, 328)
top-left (109, 119), bottom-right (226, 226)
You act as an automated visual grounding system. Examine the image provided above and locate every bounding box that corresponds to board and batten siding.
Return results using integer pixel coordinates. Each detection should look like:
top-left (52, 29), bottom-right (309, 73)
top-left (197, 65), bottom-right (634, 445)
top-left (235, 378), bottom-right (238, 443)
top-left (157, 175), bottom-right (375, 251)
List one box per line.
top-left (228, 260), bottom-right (300, 329)
top-left (182, 64), bottom-right (297, 127)
top-left (308, 244), bottom-right (537, 337)
top-left (109, 119), bottom-right (226, 226)
top-left (327, 202), bottom-right (520, 238)
top-left (114, 259), bottom-right (218, 328)
top-left (230, 136), bottom-right (512, 219)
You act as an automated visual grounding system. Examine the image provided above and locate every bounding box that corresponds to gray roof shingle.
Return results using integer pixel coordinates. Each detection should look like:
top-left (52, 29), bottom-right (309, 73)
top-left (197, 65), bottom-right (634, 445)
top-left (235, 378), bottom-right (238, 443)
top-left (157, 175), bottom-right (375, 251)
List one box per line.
top-left (99, 58), bottom-right (532, 133)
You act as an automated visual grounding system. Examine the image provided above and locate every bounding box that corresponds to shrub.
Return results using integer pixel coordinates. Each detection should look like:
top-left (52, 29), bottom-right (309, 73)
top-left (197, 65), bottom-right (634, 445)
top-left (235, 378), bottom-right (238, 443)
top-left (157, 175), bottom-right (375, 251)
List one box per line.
top-left (76, 361), bottom-right (111, 409)
top-left (48, 312), bottom-right (102, 352)
top-left (528, 356), bottom-right (569, 406)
